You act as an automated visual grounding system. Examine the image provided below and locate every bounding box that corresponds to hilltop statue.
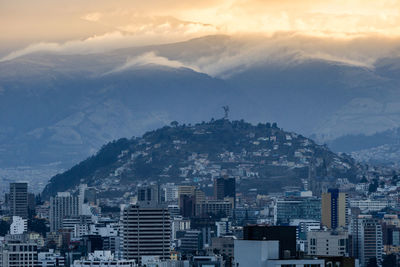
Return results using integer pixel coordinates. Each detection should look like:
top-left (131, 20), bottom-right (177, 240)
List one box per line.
top-left (222, 106), bottom-right (230, 119)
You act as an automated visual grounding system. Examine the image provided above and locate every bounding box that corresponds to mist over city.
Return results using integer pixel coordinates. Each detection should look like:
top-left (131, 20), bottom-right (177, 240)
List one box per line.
top-left (1, 1), bottom-right (400, 266)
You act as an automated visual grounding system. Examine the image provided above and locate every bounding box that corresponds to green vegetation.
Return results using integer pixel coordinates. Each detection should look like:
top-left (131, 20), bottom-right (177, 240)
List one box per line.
top-left (42, 119), bottom-right (359, 198)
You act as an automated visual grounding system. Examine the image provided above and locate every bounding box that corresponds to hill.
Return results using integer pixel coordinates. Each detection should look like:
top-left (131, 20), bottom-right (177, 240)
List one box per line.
top-left (2, 35), bottom-right (400, 169)
top-left (328, 127), bottom-right (400, 165)
top-left (41, 119), bottom-right (360, 199)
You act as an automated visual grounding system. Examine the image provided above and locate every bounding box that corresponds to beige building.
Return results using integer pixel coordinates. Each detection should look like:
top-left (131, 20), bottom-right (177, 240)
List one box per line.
top-left (321, 189), bottom-right (347, 229)
top-left (308, 230), bottom-right (348, 256)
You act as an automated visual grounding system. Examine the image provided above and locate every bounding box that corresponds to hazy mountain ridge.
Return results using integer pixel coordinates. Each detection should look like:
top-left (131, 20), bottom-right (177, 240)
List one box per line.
top-left (1, 35), bottom-right (400, 168)
top-left (0, 65), bottom-right (238, 167)
top-left (41, 119), bottom-right (359, 199)
top-left (329, 127), bottom-right (400, 165)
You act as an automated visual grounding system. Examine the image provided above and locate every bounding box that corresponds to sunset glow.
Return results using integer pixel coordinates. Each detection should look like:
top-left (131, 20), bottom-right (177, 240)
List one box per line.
top-left (2, 0), bottom-right (400, 48)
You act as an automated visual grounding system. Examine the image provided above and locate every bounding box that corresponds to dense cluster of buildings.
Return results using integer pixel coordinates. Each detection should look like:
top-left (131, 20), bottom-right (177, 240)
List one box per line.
top-left (1, 173), bottom-right (400, 267)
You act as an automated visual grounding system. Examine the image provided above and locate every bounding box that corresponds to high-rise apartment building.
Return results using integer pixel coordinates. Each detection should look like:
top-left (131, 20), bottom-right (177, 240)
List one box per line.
top-left (178, 186), bottom-right (196, 206)
top-left (9, 182), bottom-right (28, 219)
top-left (49, 192), bottom-right (80, 232)
top-left (178, 186), bottom-right (206, 217)
top-left (123, 186), bottom-right (171, 264)
top-left (214, 177), bottom-right (236, 206)
top-left (122, 204), bottom-right (171, 264)
top-left (350, 215), bottom-right (383, 267)
top-left (322, 189), bottom-right (347, 229)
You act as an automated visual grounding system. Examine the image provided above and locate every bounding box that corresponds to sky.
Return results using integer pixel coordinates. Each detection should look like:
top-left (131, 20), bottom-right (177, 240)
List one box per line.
top-left (1, 0), bottom-right (400, 60)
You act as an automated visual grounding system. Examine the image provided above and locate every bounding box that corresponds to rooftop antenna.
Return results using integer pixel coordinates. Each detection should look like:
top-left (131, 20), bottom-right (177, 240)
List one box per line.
top-left (222, 106), bottom-right (230, 119)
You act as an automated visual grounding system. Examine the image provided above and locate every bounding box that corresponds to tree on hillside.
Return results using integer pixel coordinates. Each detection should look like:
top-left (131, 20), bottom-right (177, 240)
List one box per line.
top-left (368, 179), bottom-right (378, 193)
top-left (360, 176), bottom-right (368, 183)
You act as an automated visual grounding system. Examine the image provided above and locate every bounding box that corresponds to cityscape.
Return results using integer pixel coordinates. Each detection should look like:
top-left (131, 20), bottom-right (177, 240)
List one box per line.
top-left (0, 125), bottom-right (399, 267)
top-left (2, 0), bottom-right (400, 267)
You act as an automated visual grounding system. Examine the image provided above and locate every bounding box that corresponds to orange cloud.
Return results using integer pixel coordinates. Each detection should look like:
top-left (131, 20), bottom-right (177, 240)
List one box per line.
top-left (2, 0), bottom-right (400, 59)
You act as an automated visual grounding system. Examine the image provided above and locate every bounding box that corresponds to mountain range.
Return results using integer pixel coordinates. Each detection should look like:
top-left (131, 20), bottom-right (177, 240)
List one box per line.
top-left (1, 35), bottom-right (400, 169)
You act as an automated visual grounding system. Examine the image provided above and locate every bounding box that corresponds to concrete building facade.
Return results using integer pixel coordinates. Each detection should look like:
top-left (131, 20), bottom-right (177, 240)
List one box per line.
top-left (122, 205), bottom-right (171, 264)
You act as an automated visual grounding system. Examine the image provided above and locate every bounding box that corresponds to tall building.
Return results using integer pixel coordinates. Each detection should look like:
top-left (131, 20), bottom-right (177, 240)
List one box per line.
top-left (322, 189), bottom-right (347, 229)
top-left (178, 186), bottom-right (196, 205)
top-left (78, 184), bottom-right (87, 215)
top-left (49, 192), bottom-right (80, 232)
top-left (180, 195), bottom-right (195, 218)
top-left (9, 182), bottom-right (28, 219)
top-left (214, 177), bottom-right (236, 206)
top-left (351, 215), bottom-right (383, 267)
top-left (178, 186), bottom-right (205, 217)
top-left (28, 193), bottom-right (36, 217)
top-left (122, 204), bottom-right (171, 263)
top-left (123, 186), bottom-right (170, 264)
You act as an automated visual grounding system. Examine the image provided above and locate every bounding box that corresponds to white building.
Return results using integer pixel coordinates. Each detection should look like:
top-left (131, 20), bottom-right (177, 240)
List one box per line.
top-left (350, 199), bottom-right (389, 213)
top-left (171, 217), bottom-right (191, 240)
top-left (215, 218), bottom-right (232, 237)
top-left (307, 231), bottom-right (348, 256)
top-left (289, 219), bottom-right (321, 233)
top-left (289, 219), bottom-right (321, 252)
top-left (50, 192), bottom-right (79, 232)
top-left (62, 215), bottom-right (93, 239)
top-left (10, 216), bottom-right (27, 235)
top-left (90, 223), bottom-right (123, 259)
top-left (234, 240), bottom-right (324, 267)
top-left (72, 251), bottom-right (136, 267)
top-left (38, 249), bottom-right (65, 267)
top-left (78, 184), bottom-right (87, 215)
top-left (164, 183), bottom-right (178, 202)
top-left (141, 256), bottom-right (189, 267)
